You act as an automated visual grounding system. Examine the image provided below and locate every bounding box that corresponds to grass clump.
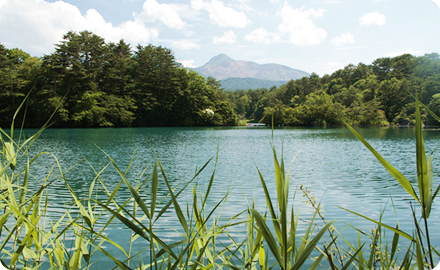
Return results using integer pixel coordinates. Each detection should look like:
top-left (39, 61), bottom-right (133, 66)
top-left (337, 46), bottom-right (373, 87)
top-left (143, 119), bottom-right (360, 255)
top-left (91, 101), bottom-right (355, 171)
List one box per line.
top-left (1, 92), bottom-right (439, 269)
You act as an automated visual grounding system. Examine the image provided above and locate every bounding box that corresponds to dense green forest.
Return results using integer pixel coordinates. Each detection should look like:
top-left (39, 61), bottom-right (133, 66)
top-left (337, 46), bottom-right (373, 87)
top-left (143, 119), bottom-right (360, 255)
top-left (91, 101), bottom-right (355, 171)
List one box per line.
top-left (1, 30), bottom-right (440, 128)
top-left (227, 53), bottom-right (440, 126)
top-left (0, 31), bottom-right (237, 128)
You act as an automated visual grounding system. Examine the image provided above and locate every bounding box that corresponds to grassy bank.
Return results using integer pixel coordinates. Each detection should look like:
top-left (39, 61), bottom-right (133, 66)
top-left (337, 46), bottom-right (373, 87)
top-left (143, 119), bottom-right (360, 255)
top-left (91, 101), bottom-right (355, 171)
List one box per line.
top-left (1, 98), bottom-right (439, 269)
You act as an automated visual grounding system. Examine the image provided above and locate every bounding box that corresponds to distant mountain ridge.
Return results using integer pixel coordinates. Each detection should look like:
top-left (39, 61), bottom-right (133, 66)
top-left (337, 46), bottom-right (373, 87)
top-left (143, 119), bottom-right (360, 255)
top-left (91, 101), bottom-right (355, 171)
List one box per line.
top-left (192, 54), bottom-right (310, 81)
top-left (191, 54), bottom-right (310, 91)
top-left (220, 77), bottom-right (287, 91)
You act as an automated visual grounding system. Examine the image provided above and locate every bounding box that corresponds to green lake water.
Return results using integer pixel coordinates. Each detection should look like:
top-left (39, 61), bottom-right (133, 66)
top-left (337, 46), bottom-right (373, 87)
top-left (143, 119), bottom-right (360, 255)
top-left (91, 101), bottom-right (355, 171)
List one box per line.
top-left (11, 126), bottom-right (440, 268)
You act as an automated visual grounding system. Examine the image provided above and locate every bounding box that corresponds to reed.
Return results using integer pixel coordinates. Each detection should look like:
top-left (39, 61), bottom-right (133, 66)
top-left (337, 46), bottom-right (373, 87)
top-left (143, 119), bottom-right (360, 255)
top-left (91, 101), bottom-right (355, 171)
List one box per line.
top-left (342, 92), bottom-right (440, 269)
top-left (1, 93), bottom-right (439, 269)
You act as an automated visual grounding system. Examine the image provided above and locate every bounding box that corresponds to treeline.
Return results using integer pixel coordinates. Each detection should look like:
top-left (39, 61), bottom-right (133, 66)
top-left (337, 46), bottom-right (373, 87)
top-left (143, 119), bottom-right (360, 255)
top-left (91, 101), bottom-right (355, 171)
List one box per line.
top-left (0, 31), bottom-right (237, 128)
top-left (2, 31), bottom-right (440, 128)
top-left (227, 53), bottom-right (440, 126)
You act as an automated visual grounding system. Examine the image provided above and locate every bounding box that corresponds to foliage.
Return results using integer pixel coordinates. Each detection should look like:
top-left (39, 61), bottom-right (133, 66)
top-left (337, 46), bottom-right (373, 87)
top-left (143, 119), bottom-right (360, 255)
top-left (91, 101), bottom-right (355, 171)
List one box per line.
top-left (1, 97), bottom-right (440, 269)
top-left (342, 92), bottom-right (440, 269)
top-left (0, 32), bottom-right (237, 128)
top-left (3, 35), bottom-right (440, 128)
top-left (226, 53), bottom-right (440, 126)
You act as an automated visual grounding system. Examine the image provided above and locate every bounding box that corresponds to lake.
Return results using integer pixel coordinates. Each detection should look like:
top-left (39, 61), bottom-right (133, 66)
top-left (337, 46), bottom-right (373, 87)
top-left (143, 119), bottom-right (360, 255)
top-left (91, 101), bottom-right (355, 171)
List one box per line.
top-left (8, 126), bottom-right (440, 268)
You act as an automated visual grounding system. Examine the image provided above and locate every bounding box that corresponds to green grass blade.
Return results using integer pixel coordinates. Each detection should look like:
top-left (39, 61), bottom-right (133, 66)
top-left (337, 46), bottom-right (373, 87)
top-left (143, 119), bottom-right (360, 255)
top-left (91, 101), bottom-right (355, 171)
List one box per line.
top-left (255, 167), bottom-right (281, 239)
top-left (158, 161), bottom-right (189, 236)
top-left (415, 99), bottom-right (429, 219)
top-left (93, 244), bottom-right (133, 270)
top-left (96, 200), bottom-right (178, 260)
top-left (344, 121), bottom-right (419, 203)
top-left (203, 146), bottom-right (218, 207)
top-left (389, 224), bottom-right (400, 266)
top-left (62, 177), bottom-right (93, 228)
top-left (19, 160), bottom-right (29, 204)
top-left (357, 231), bottom-right (365, 270)
top-left (339, 206), bottom-right (414, 241)
top-left (96, 200), bottom-right (150, 242)
top-left (100, 148), bottom-right (151, 220)
top-left (291, 221), bottom-right (336, 270)
top-left (309, 254), bottom-right (324, 270)
top-left (425, 153), bottom-right (433, 219)
top-left (340, 244), bottom-right (365, 270)
top-left (415, 234), bottom-right (424, 270)
top-left (433, 183), bottom-right (440, 201)
top-left (151, 161), bottom-right (159, 218)
top-left (250, 209), bottom-right (284, 267)
top-left (155, 157), bottom-right (212, 223)
top-left (419, 100), bottom-right (440, 123)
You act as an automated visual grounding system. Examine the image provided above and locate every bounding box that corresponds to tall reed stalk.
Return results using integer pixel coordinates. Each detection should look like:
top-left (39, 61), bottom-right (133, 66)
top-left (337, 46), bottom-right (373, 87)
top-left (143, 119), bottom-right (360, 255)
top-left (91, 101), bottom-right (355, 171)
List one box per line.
top-left (1, 92), bottom-right (439, 269)
top-left (342, 92), bottom-right (440, 269)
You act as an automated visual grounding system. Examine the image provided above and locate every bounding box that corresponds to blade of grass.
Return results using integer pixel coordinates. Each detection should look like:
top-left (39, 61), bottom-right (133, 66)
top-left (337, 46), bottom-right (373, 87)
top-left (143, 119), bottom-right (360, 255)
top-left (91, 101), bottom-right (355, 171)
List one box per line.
top-left (344, 122), bottom-right (419, 203)
top-left (291, 220), bottom-right (336, 270)
top-left (339, 207), bottom-right (414, 241)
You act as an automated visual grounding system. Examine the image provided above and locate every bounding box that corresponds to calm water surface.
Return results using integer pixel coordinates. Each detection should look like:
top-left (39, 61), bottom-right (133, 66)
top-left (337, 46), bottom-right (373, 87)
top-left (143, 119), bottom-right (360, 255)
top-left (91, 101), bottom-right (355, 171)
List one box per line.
top-left (14, 126), bottom-right (440, 268)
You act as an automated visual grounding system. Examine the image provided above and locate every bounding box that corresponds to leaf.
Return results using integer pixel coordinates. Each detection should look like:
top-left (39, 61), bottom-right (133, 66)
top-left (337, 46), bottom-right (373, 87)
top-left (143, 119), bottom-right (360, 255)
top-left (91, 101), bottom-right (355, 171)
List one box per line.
top-left (290, 220), bottom-right (336, 270)
top-left (151, 161), bottom-right (159, 219)
top-left (344, 121), bottom-right (420, 203)
top-left (250, 209), bottom-right (283, 267)
top-left (158, 161), bottom-right (189, 236)
top-left (255, 167), bottom-right (281, 240)
top-left (4, 142), bottom-right (16, 170)
top-left (339, 206), bottom-right (414, 241)
top-left (425, 152), bottom-right (433, 219)
top-left (415, 99), bottom-right (429, 219)
top-left (415, 234), bottom-right (424, 270)
top-left (340, 244), bottom-right (365, 270)
top-left (308, 254), bottom-right (324, 270)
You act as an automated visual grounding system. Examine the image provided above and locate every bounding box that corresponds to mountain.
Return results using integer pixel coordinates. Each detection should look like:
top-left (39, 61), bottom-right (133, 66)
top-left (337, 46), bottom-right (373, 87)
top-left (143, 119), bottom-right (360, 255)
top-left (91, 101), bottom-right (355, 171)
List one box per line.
top-left (192, 53), bottom-right (310, 83)
top-left (220, 77), bottom-right (288, 91)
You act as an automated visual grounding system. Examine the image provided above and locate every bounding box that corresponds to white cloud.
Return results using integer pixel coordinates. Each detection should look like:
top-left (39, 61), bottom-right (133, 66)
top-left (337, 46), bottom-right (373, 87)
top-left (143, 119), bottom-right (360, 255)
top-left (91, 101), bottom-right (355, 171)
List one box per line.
top-left (137, 0), bottom-right (186, 29)
top-left (171, 39), bottom-right (200, 50)
top-left (0, 0), bottom-right (158, 55)
top-left (190, 0), bottom-right (251, 28)
top-left (432, 0), bottom-right (440, 10)
top-left (331, 33), bottom-right (355, 47)
top-left (278, 3), bottom-right (327, 46)
top-left (213, 30), bottom-right (237, 44)
top-left (177, 59), bottom-right (196, 68)
top-left (245, 27), bottom-right (282, 44)
top-left (359, 12), bottom-right (386, 26)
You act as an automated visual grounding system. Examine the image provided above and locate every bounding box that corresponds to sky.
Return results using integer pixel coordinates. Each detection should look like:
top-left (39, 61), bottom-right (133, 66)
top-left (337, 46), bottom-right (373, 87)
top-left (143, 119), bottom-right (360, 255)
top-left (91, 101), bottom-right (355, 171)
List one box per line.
top-left (0, 0), bottom-right (439, 76)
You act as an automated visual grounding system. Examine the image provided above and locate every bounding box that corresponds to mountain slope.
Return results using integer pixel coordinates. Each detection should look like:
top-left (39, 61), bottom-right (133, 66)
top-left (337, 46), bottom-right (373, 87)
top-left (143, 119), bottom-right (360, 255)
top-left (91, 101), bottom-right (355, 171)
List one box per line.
top-left (220, 77), bottom-right (287, 91)
top-left (192, 53), bottom-right (310, 81)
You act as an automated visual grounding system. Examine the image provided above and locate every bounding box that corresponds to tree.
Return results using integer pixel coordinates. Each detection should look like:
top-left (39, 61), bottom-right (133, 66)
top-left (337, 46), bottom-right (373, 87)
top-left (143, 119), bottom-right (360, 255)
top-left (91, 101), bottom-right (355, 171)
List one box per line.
top-left (296, 90), bottom-right (344, 126)
top-left (377, 78), bottom-right (412, 123)
top-left (132, 45), bottom-right (188, 126)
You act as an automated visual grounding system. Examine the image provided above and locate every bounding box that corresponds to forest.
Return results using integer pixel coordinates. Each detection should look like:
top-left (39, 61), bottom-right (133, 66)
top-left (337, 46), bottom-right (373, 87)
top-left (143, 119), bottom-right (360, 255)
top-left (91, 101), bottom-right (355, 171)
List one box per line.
top-left (1, 30), bottom-right (440, 128)
top-left (0, 31), bottom-right (237, 128)
top-left (227, 53), bottom-right (440, 126)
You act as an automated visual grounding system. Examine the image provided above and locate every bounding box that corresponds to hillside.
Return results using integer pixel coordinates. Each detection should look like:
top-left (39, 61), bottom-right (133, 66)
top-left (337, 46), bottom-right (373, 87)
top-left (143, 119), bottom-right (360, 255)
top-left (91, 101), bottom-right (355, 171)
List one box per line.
top-left (220, 77), bottom-right (287, 91)
top-left (192, 54), bottom-right (309, 89)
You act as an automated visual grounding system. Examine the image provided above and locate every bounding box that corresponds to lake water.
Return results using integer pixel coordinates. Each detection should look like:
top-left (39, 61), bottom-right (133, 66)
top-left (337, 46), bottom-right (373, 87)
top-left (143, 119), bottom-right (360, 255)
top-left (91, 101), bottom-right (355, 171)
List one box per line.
top-left (9, 126), bottom-right (440, 268)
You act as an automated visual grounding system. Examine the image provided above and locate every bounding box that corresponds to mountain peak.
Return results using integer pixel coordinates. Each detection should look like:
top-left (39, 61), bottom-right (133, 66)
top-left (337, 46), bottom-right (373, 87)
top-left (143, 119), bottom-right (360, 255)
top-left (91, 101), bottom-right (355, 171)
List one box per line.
top-left (205, 54), bottom-right (234, 66)
top-left (192, 54), bottom-right (309, 82)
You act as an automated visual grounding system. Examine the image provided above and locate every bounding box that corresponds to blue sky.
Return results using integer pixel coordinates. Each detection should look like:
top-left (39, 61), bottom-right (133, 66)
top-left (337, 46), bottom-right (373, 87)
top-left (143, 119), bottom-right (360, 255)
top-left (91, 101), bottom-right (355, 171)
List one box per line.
top-left (1, 0), bottom-right (439, 75)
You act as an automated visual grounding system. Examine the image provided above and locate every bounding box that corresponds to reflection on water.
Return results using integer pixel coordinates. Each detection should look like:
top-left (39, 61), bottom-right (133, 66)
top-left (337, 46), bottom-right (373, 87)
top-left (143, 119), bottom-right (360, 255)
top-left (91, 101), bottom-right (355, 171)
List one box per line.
top-left (12, 126), bottom-right (440, 268)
